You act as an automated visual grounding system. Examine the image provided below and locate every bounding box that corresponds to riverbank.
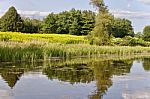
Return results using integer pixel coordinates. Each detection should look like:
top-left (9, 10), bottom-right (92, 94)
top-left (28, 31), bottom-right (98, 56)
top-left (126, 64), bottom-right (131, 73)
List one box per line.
top-left (1, 32), bottom-right (150, 62)
top-left (1, 41), bottom-right (150, 62)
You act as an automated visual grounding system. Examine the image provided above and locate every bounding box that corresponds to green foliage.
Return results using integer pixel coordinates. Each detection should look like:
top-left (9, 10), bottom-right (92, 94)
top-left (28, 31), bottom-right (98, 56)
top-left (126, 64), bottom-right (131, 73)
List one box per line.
top-left (143, 25), bottom-right (150, 41)
top-left (112, 18), bottom-right (134, 38)
top-left (42, 9), bottom-right (95, 35)
top-left (81, 10), bottom-right (95, 35)
top-left (112, 36), bottom-right (150, 46)
top-left (0, 6), bottom-right (24, 32)
top-left (88, 0), bottom-right (134, 45)
top-left (42, 13), bottom-right (58, 33)
top-left (90, 0), bottom-right (108, 12)
top-left (135, 32), bottom-right (143, 39)
top-left (88, 0), bottom-right (114, 45)
top-left (0, 41), bottom-right (150, 62)
top-left (23, 18), bottom-right (42, 33)
top-left (68, 9), bottom-right (82, 35)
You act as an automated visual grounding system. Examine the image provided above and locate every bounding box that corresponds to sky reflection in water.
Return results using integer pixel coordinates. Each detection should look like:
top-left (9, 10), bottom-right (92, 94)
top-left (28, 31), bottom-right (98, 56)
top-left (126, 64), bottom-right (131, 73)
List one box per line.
top-left (0, 58), bottom-right (150, 99)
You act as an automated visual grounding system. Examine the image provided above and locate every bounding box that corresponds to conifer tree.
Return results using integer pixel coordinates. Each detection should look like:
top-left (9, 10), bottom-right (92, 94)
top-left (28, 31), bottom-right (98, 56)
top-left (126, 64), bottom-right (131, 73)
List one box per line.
top-left (0, 6), bottom-right (24, 32)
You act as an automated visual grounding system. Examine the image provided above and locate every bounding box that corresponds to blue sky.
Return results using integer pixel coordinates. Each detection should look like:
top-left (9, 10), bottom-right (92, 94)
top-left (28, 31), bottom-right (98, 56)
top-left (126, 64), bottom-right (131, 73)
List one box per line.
top-left (1, 0), bottom-right (150, 32)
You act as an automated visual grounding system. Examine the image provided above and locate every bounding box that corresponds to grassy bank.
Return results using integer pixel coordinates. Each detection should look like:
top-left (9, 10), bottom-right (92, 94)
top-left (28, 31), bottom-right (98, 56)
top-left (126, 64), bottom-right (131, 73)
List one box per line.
top-left (1, 41), bottom-right (150, 62)
top-left (0, 32), bottom-right (150, 62)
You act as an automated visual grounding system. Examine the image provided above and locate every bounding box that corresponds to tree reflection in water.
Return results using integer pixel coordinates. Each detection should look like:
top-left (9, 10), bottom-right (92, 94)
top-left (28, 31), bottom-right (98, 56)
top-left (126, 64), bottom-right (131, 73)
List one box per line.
top-left (143, 58), bottom-right (150, 71)
top-left (88, 60), bottom-right (132, 99)
top-left (0, 58), bottom-right (135, 98)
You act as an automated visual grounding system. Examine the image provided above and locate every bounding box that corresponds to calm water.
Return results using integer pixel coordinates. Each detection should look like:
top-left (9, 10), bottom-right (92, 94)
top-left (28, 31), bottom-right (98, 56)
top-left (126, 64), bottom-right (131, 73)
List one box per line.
top-left (0, 58), bottom-right (150, 99)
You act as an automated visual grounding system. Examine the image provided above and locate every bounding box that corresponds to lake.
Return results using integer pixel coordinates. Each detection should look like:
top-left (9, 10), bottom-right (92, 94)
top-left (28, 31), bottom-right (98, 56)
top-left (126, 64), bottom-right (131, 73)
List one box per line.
top-left (0, 57), bottom-right (150, 99)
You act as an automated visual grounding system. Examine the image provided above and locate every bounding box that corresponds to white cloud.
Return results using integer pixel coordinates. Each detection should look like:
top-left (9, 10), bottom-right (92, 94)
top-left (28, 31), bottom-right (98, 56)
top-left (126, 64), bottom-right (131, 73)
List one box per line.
top-left (122, 91), bottom-right (150, 99)
top-left (126, 0), bottom-right (150, 5)
top-left (0, 10), bottom-right (50, 19)
top-left (1, 9), bottom-right (150, 20)
top-left (0, 89), bottom-right (12, 99)
top-left (0, 10), bottom-right (5, 17)
top-left (127, 4), bottom-right (131, 8)
top-left (138, 0), bottom-right (150, 5)
top-left (18, 10), bottom-right (50, 18)
top-left (110, 9), bottom-right (150, 19)
top-left (18, 9), bottom-right (150, 20)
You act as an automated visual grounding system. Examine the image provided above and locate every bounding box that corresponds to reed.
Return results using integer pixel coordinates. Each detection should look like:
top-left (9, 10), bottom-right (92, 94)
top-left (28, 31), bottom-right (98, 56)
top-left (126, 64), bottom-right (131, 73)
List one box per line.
top-left (0, 32), bottom-right (150, 62)
top-left (0, 41), bottom-right (150, 62)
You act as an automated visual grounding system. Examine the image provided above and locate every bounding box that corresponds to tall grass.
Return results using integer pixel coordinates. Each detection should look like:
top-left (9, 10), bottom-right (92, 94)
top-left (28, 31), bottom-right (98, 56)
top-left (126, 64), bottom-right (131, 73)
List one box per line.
top-left (1, 41), bottom-right (150, 62)
top-left (0, 32), bottom-right (150, 62)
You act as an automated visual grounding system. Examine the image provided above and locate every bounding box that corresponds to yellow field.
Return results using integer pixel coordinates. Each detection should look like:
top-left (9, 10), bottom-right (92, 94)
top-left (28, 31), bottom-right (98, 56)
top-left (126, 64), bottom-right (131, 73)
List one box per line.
top-left (0, 32), bottom-right (88, 44)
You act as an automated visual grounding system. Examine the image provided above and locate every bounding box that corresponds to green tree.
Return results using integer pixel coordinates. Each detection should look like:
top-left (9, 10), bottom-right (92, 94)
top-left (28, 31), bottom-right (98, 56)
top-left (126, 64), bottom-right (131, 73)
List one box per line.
top-left (42, 13), bottom-right (58, 33)
top-left (68, 9), bottom-right (82, 35)
top-left (23, 18), bottom-right (42, 33)
top-left (56, 11), bottom-right (70, 34)
top-left (135, 32), bottom-right (143, 39)
top-left (88, 0), bottom-right (114, 45)
top-left (143, 25), bottom-right (150, 41)
top-left (0, 19), bottom-right (2, 30)
top-left (0, 6), bottom-right (24, 32)
top-left (90, 0), bottom-right (108, 12)
top-left (42, 9), bottom-right (95, 35)
top-left (112, 18), bottom-right (134, 38)
top-left (81, 10), bottom-right (95, 35)
top-left (69, 19), bottom-right (80, 35)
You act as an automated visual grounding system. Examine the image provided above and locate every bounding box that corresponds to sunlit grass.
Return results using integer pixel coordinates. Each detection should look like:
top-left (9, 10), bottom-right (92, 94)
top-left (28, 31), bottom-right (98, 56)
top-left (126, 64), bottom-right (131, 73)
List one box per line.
top-left (0, 32), bottom-right (150, 62)
top-left (0, 32), bottom-right (88, 44)
top-left (0, 41), bottom-right (150, 62)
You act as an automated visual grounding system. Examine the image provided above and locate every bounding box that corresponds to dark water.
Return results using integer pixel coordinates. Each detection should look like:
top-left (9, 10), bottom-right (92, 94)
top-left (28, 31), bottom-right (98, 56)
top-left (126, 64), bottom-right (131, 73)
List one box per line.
top-left (0, 58), bottom-right (150, 99)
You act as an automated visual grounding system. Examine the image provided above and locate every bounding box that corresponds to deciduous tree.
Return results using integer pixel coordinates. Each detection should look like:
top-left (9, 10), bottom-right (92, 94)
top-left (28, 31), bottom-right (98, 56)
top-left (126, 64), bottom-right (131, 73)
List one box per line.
top-left (88, 0), bottom-right (114, 45)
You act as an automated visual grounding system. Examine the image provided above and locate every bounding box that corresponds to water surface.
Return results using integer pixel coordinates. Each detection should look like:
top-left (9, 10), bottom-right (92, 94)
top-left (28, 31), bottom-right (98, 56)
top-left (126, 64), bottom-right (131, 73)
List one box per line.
top-left (0, 58), bottom-right (150, 99)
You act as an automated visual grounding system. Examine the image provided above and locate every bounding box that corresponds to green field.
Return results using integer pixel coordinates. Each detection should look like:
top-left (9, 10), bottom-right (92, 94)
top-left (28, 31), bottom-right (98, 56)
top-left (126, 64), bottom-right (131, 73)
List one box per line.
top-left (0, 32), bottom-right (88, 44)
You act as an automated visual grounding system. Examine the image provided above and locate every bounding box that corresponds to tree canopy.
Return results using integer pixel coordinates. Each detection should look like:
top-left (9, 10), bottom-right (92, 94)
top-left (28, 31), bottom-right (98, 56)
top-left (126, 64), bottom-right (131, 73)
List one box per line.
top-left (88, 0), bottom-right (114, 45)
top-left (0, 6), bottom-right (24, 32)
top-left (112, 18), bottom-right (134, 38)
top-left (42, 9), bottom-right (95, 35)
top-left (143, 25), bottom-right (150, 41)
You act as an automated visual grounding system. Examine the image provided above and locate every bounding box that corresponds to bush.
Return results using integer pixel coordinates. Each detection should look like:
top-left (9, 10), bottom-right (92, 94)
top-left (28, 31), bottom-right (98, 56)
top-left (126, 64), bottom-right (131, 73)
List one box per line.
top-left (112, 36), bottom-right (150, 47)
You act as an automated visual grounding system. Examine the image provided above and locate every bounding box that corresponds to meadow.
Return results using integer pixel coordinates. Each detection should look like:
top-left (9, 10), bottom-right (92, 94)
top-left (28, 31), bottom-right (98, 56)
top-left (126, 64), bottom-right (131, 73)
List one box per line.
top-left (1, 32), bottom-right (150, 62)
top-left (0, 32), bottom-right (88, 44)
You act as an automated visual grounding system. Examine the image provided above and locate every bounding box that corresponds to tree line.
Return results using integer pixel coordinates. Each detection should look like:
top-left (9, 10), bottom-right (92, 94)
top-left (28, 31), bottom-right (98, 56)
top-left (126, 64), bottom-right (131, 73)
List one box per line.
top-left (0, 6), bottom-right (134, 38)
top-left (0, 7), bottom-right (95, 35)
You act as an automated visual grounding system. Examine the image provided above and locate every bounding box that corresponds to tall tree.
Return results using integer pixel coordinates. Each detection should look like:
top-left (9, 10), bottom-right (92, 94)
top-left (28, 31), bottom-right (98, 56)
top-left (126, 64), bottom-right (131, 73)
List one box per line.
top-left (112, 18), bottom-right (134, 38)
top-left (68, 9), bottom-right (82, 35)
top-left (42, 13), bottom-right (58, 33)
top-left (143, 25), bottom-right (150, 41)
top-left (0, 6), bottom-right (24, 32)
top-left (42, 9), bottom-right (95, 35)
top-left (56, 11), bottom-right (70, 34)
top-left (88, 0), bottom-right (114, 45)
top-left (23, 18), bottom-right (42, 33)
top-left (81, 10), bottom-right (95, 35)
top-left (90, 0), bottom-right (108, 12)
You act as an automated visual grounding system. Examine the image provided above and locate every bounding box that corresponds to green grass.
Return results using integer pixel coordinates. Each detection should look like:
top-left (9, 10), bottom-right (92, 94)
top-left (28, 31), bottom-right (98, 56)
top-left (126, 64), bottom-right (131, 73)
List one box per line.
top-left (0, 32), bottom-right (150, 62)
top-left (1, 41), bottom-right (150, 62)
